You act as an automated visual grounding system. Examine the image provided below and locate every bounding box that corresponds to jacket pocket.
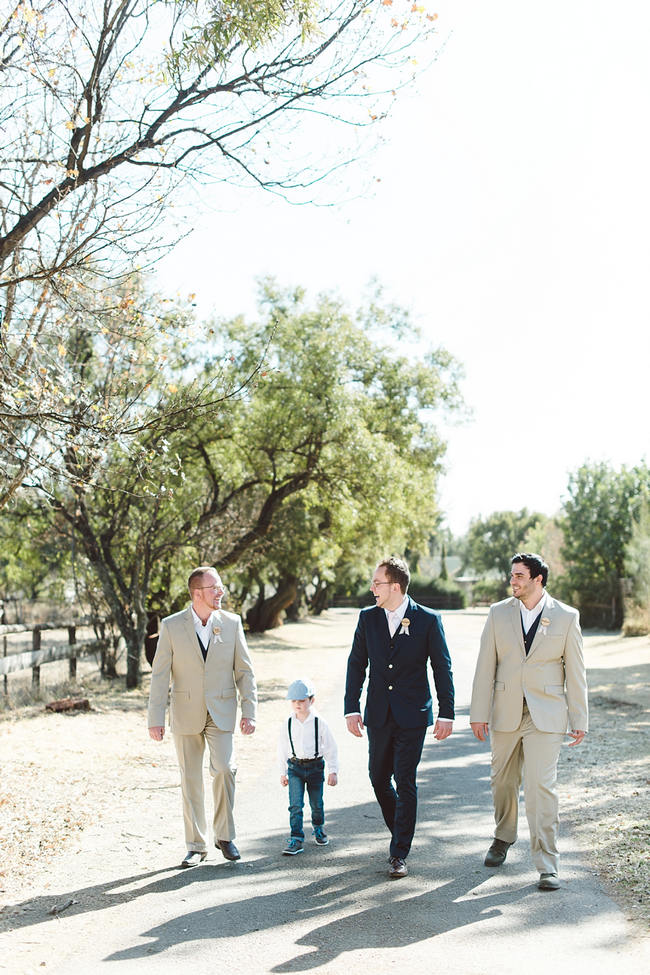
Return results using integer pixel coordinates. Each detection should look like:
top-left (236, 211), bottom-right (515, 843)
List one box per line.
top-left (544, 684), bottom-right (565, 695)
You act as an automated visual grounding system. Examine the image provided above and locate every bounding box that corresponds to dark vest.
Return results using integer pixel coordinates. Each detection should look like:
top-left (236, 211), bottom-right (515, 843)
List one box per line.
top-left (521, 612), bottom-right (542, 655)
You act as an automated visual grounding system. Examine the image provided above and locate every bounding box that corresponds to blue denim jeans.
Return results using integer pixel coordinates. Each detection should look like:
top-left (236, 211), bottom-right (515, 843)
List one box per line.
top-left (287, 758), bottom-right (325, 839)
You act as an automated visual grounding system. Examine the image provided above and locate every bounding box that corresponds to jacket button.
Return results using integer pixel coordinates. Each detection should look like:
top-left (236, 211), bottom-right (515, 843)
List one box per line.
top-left (388, 663), bottom-right (393, 669)
top-left (388, 685), bottom-right (393, 690)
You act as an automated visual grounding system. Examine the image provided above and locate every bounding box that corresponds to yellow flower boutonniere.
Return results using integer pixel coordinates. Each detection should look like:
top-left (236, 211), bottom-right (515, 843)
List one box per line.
top-left (400, 617), bottom-right (411, 636)
top-left (212, 625), bottom-right (223, 643)
top-left (540, 617), bottom-right (550, 635)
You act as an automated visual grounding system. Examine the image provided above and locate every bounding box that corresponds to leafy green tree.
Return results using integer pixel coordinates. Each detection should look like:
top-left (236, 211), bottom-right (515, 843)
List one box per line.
top-left (215, 281), bottom-right (462, 629)
top-left (624, 497), bottom-right (650, 634)
top-left (559, 461), bottom-right (650, 628)
top-left (523, 517), bottom-right (566, 584)
top-left (464, 508), bottom-right (545, 589)
top-left (27, 281), bottom-right (460, 682)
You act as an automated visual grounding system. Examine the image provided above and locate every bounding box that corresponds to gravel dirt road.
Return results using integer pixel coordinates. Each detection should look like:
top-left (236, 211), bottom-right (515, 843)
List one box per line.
top-left (0, 609), bottom-right (647, 975)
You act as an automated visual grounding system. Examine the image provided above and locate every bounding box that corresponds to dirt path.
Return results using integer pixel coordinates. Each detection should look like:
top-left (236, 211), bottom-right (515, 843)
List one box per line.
top-left (0, 609), bottom-right (647, 975)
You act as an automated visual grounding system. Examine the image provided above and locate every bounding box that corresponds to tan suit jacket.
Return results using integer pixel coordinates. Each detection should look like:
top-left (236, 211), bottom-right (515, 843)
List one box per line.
top-left (147, 607), bottom-right (257, 735)
top-left (470, 594), bottom-right (588, 734)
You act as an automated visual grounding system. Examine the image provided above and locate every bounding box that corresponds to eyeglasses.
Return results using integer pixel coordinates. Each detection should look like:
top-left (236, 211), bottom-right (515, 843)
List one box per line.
top-left (370, 581), bottom-right (392, 589)
top-left (197, 585), bottom-right (224, 592)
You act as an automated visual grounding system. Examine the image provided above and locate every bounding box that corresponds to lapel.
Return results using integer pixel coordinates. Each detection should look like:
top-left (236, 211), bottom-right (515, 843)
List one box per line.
top-left (181, 607), bottom-right (205, 665)
top-left (507, 598), bottom-right (526, 657)
top-left (527, 594), bottom-right (554, 658)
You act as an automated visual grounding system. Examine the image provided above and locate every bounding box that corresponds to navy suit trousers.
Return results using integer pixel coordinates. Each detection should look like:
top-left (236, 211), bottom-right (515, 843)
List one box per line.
top-left (367, 715), bottom-right (427, 859)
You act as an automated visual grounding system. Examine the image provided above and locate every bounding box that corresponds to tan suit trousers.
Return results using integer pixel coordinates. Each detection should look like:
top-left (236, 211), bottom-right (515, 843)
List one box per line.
top-left (490, 704), bottom-right (564, 874)
top-left (173, 714), bottom-right (236, 852)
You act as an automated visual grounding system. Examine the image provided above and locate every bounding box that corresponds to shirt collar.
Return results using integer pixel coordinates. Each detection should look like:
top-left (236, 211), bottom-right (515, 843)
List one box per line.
top-left (385, 594), bottom-right (409, 620)
top-left (520, 592), bottom-right (546, 619)
top-left (191, 606), bottom-right (215, 629)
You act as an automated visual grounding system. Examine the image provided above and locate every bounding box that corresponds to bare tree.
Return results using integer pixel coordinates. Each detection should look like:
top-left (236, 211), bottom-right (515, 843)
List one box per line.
top-left (0, 0), bottom-right (437, 503)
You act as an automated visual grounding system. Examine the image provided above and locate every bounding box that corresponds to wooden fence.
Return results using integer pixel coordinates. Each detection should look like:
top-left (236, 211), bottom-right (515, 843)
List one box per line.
top-left (0, 622), bottom-right (110, 695)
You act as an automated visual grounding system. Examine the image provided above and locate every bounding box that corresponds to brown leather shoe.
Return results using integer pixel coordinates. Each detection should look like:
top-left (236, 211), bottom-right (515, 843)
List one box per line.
top-left (484, 838), bottom-right (512, 867)
top-left (538, 873), bottom-right (560, 890)
top-left (388, 856), bottom-right (408, 879)
top-left (217, 839), bottom-right (241, 861)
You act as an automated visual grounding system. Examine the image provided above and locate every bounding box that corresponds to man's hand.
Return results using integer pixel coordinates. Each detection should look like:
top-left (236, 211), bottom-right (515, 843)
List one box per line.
top-left (567, 729), bottom-right (586, 747)
top-left (280, 774), bottom-right (288, 787)
top-left (149, 726), bottom-right (164, 742)
top-left (471, 721), bottom-right (489, 742)
top-left (346, 714), bottom-right (364, 737)
top-left (240, 717), bottom-right (256, 735)
top-left (327, 772), bottom-right (338, 786)
top-left (433, 719), bottom-right (453, 740)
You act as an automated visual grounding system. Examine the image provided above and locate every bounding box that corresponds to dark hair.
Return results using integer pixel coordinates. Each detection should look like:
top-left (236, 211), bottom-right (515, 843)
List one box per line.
top-left (511, 553), bottom-right (548, 587)
top-left (378, 556), bottom-right (410, 594)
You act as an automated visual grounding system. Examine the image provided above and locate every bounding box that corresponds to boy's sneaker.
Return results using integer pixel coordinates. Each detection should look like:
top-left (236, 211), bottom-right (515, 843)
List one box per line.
top-left (313, 827), bottom-right (329, 846)
top-left (282, 837), bottom-right (304, 856)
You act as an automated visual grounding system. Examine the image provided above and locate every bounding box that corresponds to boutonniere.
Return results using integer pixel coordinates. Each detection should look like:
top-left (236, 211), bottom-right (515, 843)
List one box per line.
top-left (399, 617), bottom-right (411, 636)
top-left (212, 625), bottom-right (223, 643)
top-left (540, 617), bottom-right (550, 635)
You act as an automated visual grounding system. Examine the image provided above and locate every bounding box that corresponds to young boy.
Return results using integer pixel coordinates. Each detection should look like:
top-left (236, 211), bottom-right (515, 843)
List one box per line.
top-left (278, 678), bottom-right (338, 855)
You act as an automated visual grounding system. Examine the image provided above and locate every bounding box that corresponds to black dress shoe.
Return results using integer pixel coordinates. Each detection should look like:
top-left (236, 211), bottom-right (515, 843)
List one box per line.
top-left (484, 838), bottom-right (512, 867)
top-left (217, 839), bottom-right (241, 861)
top-left (180, 851), bottom-right (207, 868)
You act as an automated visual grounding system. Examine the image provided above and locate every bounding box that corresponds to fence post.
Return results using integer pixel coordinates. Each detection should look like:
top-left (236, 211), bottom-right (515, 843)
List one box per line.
top-left (32, 626), bottom-right (41, 690)
top-left (68, 625), bottom-right (77, 679)
top-left (2, 635), bottom-right (6, 696)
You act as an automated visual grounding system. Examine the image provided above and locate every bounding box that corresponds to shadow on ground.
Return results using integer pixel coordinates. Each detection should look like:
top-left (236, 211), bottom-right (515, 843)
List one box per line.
top-left (1, 711), bottom-right (625, 970)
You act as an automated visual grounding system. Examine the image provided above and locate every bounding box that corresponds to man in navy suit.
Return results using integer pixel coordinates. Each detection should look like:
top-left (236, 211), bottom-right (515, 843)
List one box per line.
top-left (344, 557), bottom-right (455, 879)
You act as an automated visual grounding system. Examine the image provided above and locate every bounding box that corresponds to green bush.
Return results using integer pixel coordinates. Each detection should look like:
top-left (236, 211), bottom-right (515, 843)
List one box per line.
top-left (335, 574), bottom-right (466, 610)
top-left (408, 574), bottom-right (467, 609)
top-left (471, 578), bottom-right (508, 605)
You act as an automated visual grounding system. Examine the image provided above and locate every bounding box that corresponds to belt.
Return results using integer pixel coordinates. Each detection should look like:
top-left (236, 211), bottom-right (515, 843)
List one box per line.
top-left (288, 757), bottom-right (322, 766)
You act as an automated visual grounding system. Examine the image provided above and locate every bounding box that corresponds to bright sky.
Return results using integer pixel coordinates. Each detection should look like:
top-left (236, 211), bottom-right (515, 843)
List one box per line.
top-left (157, 0), bottom-right (650, 536)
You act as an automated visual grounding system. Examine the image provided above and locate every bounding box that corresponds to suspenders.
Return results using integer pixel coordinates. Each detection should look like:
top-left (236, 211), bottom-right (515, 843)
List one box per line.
top-left (288, 716), bottom-right (319, 759)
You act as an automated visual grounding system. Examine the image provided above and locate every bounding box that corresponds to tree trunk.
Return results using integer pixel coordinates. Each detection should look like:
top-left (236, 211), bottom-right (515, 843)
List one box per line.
top-left (247, 575), bottom-right (298, 632)
top-left (309, 582), bottom-right (329, 616)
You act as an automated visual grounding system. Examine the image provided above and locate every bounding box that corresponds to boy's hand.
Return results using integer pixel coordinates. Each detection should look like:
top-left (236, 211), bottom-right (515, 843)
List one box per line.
top-left (280, 774), bottom-right (288, 787)
top-left (327, 773), bottom-right (338, 786)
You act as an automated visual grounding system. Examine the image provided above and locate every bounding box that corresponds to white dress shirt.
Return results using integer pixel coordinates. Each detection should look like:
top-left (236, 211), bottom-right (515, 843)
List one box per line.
top-left (385, 595), bottom-right (410, 636)
top-left (278, 708), bottom-right (339, 774)
top-left (191, 606), bottom-right (216, 650)
top-left (520, 593), bottom-right (547, 633)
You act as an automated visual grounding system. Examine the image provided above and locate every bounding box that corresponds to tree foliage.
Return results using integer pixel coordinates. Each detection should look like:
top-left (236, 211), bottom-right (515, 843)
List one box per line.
top-left (9, 281), bottom-right (461, 683)
top-left (623, 496), bottom-right (650, 634)
top-left (1, 0), bottom-right (438, 503)
top-left (219, 282), bottom-right (462, 628)
top-left (463, 508), bottom-right (545, 588)
top-left (559, 461), bottom-right (650, 628)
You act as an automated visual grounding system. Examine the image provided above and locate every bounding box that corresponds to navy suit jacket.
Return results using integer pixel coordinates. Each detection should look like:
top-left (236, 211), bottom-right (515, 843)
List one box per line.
top-left (344, 597), bottom-right (455, 729)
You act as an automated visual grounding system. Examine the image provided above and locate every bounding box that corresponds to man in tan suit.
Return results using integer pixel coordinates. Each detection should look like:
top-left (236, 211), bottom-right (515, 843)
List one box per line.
top-left (148, 565), bottom-right (257, 867)
top-left (470, 552), bottom-right (588, 890)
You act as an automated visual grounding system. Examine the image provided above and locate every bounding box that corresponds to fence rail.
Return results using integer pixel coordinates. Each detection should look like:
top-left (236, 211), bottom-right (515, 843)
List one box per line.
top-left (1, 622), bottom-right (110, 693)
